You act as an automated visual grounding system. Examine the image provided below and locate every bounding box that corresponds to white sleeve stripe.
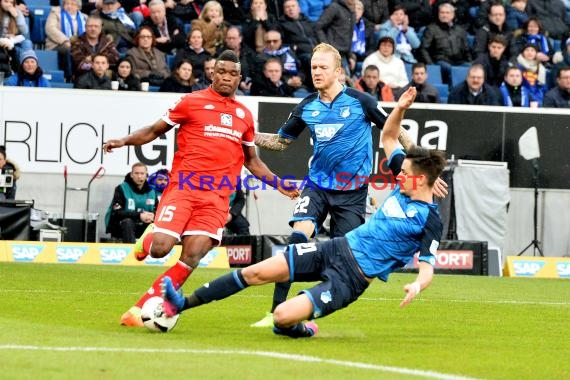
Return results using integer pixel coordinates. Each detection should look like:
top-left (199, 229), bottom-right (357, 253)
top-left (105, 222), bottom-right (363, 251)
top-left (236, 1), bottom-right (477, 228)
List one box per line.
top-left (161, 115), bottom-right (178, 126)
top-left (242, 140), bottom-right (255, 146)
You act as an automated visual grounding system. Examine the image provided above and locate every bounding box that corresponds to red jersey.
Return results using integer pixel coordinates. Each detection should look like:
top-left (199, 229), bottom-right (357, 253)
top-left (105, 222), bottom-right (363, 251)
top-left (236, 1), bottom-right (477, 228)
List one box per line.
top-left (162, 87), bottom-right (255, 197)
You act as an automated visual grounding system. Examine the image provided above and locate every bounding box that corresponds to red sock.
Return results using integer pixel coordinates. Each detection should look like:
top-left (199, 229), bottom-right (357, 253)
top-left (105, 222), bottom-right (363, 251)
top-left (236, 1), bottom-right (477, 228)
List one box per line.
top-left (135, 260), bottom-right (193, 308)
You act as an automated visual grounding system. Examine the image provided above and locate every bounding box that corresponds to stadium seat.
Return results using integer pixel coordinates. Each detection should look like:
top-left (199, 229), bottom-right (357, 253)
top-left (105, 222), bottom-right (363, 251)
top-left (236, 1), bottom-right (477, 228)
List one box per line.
top-left (552, 39), bottom-right (561, 53)
top-left (36, 50), bottom-right (59, 72)
top-left (450, 66), bottom-right (469, 87)
top-left (433, 83), bottom-right (448, 103)
top-left (50, 81), bottom-right (74, 89)
top-left (466, 34), bottom-right (475, 50)
top-left (166, 54), bottom-right (175, 70)
top-left (426, 64), bottom-right (442, 84)
top-left (30, 9), bottom-right (48, 49)
top-left (405, 63), bottom-right (412, 79)
top-left (43, 70), bottom-right (65, 82)
top-left (184, 23), bottom-right (191, 35)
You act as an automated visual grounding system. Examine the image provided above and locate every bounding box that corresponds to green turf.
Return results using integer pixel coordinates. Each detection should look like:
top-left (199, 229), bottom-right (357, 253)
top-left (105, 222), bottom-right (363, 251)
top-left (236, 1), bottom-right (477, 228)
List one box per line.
top-left (0, 262), bottom-right (569, 379)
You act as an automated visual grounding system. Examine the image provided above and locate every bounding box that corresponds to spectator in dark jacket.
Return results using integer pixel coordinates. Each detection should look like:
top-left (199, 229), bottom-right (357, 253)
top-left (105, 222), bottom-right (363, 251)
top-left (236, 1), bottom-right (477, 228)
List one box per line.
top-left (498, 66), bottom-right (532, 106)
top-left (241, 0), bottom-right (279, 53)
top-left (420, 3), bottom-right (472, 84)
top-left (397, 0), bottom-right (434, 30)
top-left (217, 25), bottom-right (258, 94)
top-left (505, 0), bottom-right (528, 32)
top-left (250, 57), bottom-right (296, 97)
top-left (140, 0), bottom-right (187, 55)
top-left (74, 53), bottom-right (112, 89)
top-left (174, 28), bottom-right (212, 80)
top-left (513, 17), bottom-right (553, 68)
top-left (526, 0), bottom-right (569, 40)
top-left (159, 59), bottom-right (198, 93)
top-left (111, 57), bottom-right (141, 91)
top-left (543, 66), bottom-right (570, 108)
top-left (474, 3), bottom-right (514, 59)
top-left (395, 62), bottom-right (440, 103)
top-left (474, 35), bottom-right (511, 88)
top-left (315, 0), bottom-right (355, 60)
top-left (278, 0), bottom-right (317, 65)
top-left (448, 64), bottom-right (501, 105)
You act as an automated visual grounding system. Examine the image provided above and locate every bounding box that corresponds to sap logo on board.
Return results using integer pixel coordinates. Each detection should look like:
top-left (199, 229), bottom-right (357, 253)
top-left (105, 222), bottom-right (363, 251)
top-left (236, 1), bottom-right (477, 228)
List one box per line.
top-left (144, 248), bottom-right (175, 265)
top-left (556, 262), bottom-right (570, 278)
top-left (513, 260), bottom-right (545, 276)
top-left (197, 249), bottom-right (219, 267)
top-left (100, 247), bottom-right (131, 264)
top-left (56, 246), bottom-right (88, 263)
top-left (11, 244), bottom-right (44, 262)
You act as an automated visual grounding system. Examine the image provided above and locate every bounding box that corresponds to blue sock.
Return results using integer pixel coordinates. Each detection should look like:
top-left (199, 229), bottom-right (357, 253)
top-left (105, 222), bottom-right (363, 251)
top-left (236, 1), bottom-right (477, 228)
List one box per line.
top-left (190, 270), bottom-right (249, 306)
top-left (270, 231), bottom-right (309, 312)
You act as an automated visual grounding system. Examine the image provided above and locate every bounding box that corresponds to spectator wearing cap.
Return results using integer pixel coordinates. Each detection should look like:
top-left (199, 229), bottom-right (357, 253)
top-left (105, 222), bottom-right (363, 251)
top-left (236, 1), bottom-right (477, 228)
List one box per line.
top-left (74, 53), bottom-right (112, 90)
top-left (94, 0), bottom-right (136, 52)
top-left (448, 64), bottom-right (501, 105)
top-left (4, 50), bottom-right (51, 87)
top-left (361, 35), bottom-right (408, 89)
top-left (377, 4), bottom-right (420, 64)
top-left (543, 66), bottom-right (570, 108)
top-left (419, 3), bottom-right (472, 85)
top-left (514, 42), bottom-right (547, 105)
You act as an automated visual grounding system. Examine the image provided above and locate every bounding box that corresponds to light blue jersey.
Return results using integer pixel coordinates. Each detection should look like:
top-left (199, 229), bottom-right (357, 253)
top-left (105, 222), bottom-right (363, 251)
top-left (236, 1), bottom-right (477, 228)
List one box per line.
top-left (278, 86), bottom-right (387, 190)
top-left (345, 148), bottom-right (442, 281)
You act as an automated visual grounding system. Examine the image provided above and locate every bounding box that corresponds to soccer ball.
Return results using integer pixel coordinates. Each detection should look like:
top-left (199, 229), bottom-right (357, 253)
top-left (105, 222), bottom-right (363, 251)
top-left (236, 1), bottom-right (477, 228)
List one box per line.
top-left (141, 296), bottom-right (180, 333)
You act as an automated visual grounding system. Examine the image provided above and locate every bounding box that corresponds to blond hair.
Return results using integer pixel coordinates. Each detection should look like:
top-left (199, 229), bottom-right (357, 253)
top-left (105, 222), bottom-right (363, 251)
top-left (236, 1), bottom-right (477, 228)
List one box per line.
top-left (200, 0), bottom-right (224, 22)
top-left (312, 43), bottom-right (342, 69)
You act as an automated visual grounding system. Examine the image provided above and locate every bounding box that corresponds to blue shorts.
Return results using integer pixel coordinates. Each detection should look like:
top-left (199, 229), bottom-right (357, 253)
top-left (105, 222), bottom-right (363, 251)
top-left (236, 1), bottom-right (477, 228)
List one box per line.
top-left (290, 182), bottom-right (367, 238)
top-left (283, 238), bottom-right (370, 319)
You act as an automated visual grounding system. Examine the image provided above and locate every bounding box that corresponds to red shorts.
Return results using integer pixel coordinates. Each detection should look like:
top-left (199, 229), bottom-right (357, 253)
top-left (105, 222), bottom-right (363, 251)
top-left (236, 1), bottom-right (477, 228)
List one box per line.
top-left (153, 186), bottom-right (229, 243)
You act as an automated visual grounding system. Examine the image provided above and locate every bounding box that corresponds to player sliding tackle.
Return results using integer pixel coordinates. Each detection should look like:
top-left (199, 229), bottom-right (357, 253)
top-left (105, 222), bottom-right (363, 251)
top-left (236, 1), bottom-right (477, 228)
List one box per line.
top-left (162, 86), bottom-right (447, 338)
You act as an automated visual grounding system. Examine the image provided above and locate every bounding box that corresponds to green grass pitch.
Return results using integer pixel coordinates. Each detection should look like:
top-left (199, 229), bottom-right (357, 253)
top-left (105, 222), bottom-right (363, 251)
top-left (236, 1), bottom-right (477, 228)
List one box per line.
top-left (0, 262), bottom-right (569, 379)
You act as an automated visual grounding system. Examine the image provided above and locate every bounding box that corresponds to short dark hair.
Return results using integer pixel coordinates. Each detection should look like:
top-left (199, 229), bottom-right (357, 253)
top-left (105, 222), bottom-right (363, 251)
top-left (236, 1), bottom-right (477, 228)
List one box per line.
top-left (557, 66), bottom-right (570, 78)
top-left (363, 64), bottom-right (380, 74)
top-left (406, 147), bottom-right (446, 186)
top-left (217, 50), bottom-right (240, 64)
top-left (488, 35), bottom-right (507, 47)
top-left (412, 62), bottom-right (426, 72)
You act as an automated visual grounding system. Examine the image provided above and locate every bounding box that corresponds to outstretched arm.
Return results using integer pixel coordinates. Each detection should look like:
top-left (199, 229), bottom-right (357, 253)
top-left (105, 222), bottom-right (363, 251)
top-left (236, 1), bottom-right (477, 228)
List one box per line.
top-left (254, 132), bottom-right (293, 151)
top-left (400, 261), bottom-right (434, 308)
top-left (243, 145), bottom-right (300, 199)
top-left (103, 119), bottom-right (173, 153)
top-left (382, 87), bottom-right (417, 160)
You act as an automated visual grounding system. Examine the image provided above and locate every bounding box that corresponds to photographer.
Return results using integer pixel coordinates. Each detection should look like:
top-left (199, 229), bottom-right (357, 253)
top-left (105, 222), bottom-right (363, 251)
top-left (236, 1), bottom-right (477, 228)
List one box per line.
top-left (0, 147), bottom-right (20, 200)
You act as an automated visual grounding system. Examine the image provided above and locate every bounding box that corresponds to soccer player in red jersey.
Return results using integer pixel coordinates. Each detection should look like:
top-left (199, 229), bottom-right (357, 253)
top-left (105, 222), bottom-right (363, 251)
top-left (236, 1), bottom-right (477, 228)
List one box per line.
top-left (103, 50), bottom-right (300, 327)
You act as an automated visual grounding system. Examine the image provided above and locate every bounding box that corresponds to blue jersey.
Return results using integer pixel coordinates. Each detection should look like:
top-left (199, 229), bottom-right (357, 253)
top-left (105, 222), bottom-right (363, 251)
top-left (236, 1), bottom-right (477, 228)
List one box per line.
top-left (345, 148), bottom-right (442, 281)
top-left (278, 86), bottom-right (387, 190)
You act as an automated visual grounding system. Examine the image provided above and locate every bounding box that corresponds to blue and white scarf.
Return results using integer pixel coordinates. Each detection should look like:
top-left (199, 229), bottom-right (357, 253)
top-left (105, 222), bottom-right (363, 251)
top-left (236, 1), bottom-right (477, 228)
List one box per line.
top-left (499, 82), bottom-right (530, 107)
top-left (61, 9), bottom-right (85, 38)
top-left (352, 19), bottom-right (366, 56)
top-left (526, 34), bottom-right (550, 55)
top-left (263, 46), bottom-right (298, 75)
top-left (103, 8), bottom-right (136, 30)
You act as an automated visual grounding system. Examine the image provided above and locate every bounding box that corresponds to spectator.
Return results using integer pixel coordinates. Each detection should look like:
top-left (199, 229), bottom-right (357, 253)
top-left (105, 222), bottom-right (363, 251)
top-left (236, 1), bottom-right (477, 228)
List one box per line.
top-left (338, 66), bottom-right (356, 87)
top-left (506, 0), bottom-right (528, 32)
top-left (111, 57), bottom-right (141, 91)
top-left (299, 0), bottom-right (331, 22)
top-left (148, 168), bottom-right (169, 202)
top-left (217, 25), bottom-right (258, 94)
top-left (140, 0), bottom-right (186, 55)
top-left (526, 0), bottom-right (569, 40)
top-left (315, 0), bottom-right (356, 65)
top-left (498, 66), bottom-right (532, 106)
top-left (362, 36), bottom-right (408, 89)
top-left (513, 17), bottom-right (553, 68)
top-left (159, 59), bottom-right (197, 93)
top-left (191, 0), bottom-right (228, 56)
top-left (74, 53), bottom-right (112, 89)
top-left (395, 62), bottom-right (440, 103)
top-left (126, 26), bottom-right (170, 87)
top-left (4, 50), bottom-right (51, 87)
top-left (401, 0), bottom-right (435, 30)
top-left (515, 43), bottom-right (547, 106)
top-left (105, 162), bottom-right (158, 243)
top-left (354, 64), bottom-right (394, 100)
top-left (420, 3), bottom-right (472, 85)
top-left (543, 66), bottom-right (570, 107)
top-left (377, 4), bottom-right (421, 64)
top-left (194, 56), bottom-right (215, 89)
top-left (350, 0), bottom-right (376, 74)
top-left (0, 146), bottom-right (19, 200)
top-left (45, 0), bottom-right (87, 80)
top-left (250, 57), bottom-right (296, 96)
top-left (551, 37), bottom-right (570, 87)
top-left (95, 0), bottom-right (136, 51)
top-left (220, 0), bottom-right (247, 26)
top-left (225, 188), bottom-right (250, 235)
top-left (70, 15), bottom-right (119, 78)
top-left (0, 0), bottom-right (32, 71)
top-left (242, 0), bottom-right (279, 53)
top-left (278, 0), bottom-right (317, 84)
top-left (474, 2), bottom-right (514, 59)
top-left (360, 0), bottom-right (388, 28)
top-left (474, 35), bottom-right (511, 88)
top-left (174, 28), bottom-right (212, 81)
top-left (261, 29), bottom-right (305, 90)
top-left (448, 64), bottom-right (501, 105)
top-left (169, 0), bottom-right (201, 25)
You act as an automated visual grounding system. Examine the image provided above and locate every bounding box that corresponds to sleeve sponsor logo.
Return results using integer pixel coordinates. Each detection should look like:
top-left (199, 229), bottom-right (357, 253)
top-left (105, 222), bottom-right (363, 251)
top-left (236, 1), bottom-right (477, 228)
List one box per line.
top-left (56, 246), bottom-right (88, 263)
top-left (11, 244), bottom-right (44, 262)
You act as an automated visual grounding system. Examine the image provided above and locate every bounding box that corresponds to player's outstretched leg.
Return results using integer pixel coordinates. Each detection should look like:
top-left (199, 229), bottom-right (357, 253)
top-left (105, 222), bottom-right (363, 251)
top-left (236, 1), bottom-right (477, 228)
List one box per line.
top-left (273, 321), bottom-right (318, 338)
top-left (161, 276), bottom-right (185, 317)
top-left (251, 231), bottom-right (308, 328)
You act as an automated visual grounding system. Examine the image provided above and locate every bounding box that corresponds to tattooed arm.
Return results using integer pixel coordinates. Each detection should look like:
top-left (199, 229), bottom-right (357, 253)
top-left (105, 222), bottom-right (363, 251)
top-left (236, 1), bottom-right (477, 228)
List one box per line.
top-left (254, 132), bottom-right (294, 151)
top-left (398, 126), bottom-right (415, 151)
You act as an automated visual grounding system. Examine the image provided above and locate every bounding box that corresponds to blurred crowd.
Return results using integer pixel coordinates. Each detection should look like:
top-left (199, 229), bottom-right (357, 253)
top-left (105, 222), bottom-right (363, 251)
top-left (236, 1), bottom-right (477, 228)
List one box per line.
top-left (0, 0), bottom-right (569, 107)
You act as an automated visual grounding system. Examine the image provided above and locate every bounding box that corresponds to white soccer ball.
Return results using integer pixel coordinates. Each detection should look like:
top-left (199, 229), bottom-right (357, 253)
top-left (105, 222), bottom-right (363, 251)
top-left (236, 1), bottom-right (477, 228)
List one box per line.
top-left (141, 296), bottom-right (180, 333)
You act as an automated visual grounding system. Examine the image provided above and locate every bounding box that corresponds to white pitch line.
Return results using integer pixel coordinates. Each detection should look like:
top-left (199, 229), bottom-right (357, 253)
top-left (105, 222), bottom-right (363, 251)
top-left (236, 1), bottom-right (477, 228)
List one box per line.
top-left (0, 344), bottom-right (477, 380)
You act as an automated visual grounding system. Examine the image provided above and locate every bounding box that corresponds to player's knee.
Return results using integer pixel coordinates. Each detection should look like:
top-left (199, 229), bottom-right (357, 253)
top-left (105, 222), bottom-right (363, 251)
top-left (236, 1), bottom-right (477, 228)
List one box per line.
top-left (272, 305), bottom-right (296, 327)
top-left (241, 266), bottom-right (262, 284)
top-left (149, 238), bottom-right (173, 258)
